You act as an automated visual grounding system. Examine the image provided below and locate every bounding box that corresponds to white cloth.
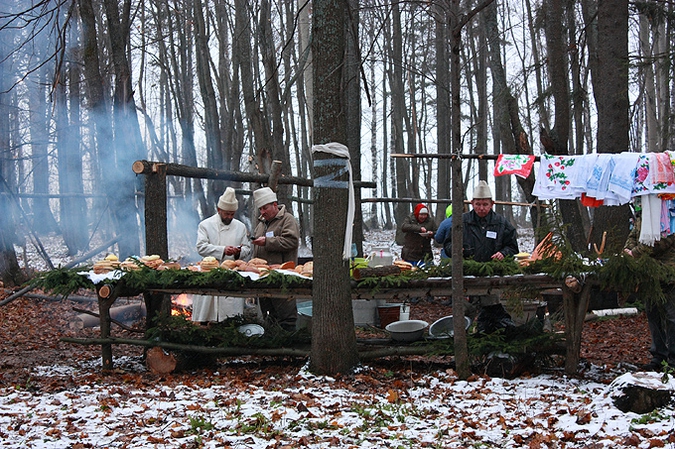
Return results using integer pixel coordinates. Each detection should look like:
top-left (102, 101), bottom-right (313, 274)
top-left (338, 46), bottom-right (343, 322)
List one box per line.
top-left (311, 142), bottom-right (354, 260)
top-left (608, 152), bottom-right (640, 205)
top-left (639, 194), bottom-right (662, 246)
top-left (193, 214), bottom-right (251, 322)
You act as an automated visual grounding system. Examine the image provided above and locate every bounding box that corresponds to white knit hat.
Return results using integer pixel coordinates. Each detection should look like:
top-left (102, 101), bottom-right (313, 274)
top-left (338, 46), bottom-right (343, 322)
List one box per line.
top-left (253, 187), bottom-right (278, 209)
top-left (217, 187), bottom-right (238, 211)
top-left (472, 181), bottom-right (492, 200)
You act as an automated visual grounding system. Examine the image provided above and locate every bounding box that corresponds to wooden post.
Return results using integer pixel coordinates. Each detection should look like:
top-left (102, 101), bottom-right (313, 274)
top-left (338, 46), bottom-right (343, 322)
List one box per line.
top-left (97, 284), bottom-right (117, 370)
top-left (268, 160), bottom-right (283, 191)
top-left (563, 280), bottom-right (593, 375)
top-left (144, 163), bottom-right (168, 259)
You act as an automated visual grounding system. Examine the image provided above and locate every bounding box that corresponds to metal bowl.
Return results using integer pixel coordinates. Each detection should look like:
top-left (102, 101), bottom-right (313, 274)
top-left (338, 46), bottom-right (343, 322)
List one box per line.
top-left (428, 316), bottom-right (472, 339)
top-left (385, 320), bottom-right (428, 342)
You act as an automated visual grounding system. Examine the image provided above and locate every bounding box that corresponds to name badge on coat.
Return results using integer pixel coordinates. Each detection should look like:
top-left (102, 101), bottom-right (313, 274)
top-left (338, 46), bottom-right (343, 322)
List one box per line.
top-left (265, 231), bottom-right (274, 238)
top-left (486, 231), bottom-right (497, 239)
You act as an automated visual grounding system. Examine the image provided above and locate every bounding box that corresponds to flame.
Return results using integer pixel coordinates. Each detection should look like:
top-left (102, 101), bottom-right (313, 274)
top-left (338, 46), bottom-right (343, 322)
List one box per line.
top-left (174, 294), bottom-right (192, 307)
top-left (172, 294), bottom-right (193, 317)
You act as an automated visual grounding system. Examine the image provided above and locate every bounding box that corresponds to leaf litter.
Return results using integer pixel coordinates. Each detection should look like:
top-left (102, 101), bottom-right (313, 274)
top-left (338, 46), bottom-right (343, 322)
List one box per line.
top-left (1, 229), bottom-right (674, 448)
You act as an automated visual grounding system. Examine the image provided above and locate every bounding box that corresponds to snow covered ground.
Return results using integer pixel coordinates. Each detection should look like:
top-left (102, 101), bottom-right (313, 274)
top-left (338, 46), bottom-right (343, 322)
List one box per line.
top-left (6, 226), bottom-right (672, 448)
top-left (1, 358), bottom-right (674, 448)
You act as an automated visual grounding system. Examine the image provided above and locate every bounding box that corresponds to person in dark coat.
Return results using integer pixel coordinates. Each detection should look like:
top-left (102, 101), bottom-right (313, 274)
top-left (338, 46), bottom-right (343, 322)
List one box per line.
top-left (444, 180), bottom-right (520, 332)
top-left (435, 205), bottom-right (453, 259)
top-left (443, 180), bottom-right (519, 262)
top-left (400, 203), bottom-right (437, 266)
top-left (624, 210), bottom-right (675, 371)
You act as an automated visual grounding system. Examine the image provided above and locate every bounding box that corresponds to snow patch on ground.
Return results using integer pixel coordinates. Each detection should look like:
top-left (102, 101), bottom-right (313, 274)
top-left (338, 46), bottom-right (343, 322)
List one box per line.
top-left (3, 363), bottom-right (674, 448)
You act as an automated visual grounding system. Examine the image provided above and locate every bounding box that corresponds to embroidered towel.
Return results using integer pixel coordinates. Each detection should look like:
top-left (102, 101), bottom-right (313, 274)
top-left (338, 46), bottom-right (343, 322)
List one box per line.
top-left (494, 154), bottom-right (536, 178)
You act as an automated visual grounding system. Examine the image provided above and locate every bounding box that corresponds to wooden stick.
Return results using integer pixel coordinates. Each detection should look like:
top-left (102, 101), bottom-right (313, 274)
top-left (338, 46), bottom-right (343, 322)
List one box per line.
top-left (361, 197), bottom-right (548, 208)
top-left (391, 153), bottom-right (541, 161)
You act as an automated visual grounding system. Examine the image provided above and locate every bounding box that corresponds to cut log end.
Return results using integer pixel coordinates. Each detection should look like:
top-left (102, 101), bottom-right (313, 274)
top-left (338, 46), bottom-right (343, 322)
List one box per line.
top-left (132, 160), bottom-right (148, 174)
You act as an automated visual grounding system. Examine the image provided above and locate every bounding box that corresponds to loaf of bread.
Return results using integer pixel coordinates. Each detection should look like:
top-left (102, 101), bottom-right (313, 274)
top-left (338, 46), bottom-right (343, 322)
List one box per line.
top-left (199, 256), bottom-right (219, 271)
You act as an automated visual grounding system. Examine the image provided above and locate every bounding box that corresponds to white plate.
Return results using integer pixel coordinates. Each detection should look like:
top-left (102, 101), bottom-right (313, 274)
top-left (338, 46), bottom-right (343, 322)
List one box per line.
top-left (238, 324), bottom-right (264, 337)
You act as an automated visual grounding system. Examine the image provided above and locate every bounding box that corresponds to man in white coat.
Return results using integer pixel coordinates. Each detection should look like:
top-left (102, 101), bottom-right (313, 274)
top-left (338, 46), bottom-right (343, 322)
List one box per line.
top-left (192, 187), bottom-right (251, 323)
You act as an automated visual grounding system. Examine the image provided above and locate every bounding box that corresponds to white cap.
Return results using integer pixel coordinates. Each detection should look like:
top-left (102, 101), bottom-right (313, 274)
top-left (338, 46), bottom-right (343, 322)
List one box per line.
top-left (419, 207), bottom-right (428, 215)
top-left (472, 181), bottom-right (492, 200)
top-left (253, 187), bottom-right (278, 209)
top-left (217, 187), bottom-right (238, 211)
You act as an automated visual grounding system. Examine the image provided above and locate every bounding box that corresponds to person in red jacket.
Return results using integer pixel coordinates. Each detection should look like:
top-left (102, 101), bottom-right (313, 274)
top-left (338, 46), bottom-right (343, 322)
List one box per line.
top-left (399, 203), bottom-right (437, 267)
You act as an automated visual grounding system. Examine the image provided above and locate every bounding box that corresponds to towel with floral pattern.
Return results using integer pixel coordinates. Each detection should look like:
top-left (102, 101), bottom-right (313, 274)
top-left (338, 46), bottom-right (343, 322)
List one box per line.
top-left (494, 154), bottom-right (536, 178)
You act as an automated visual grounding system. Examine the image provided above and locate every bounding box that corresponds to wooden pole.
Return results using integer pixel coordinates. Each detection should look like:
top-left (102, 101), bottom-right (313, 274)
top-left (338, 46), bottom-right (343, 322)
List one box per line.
top-left (391, 152), bottom-right (540, 161)
top-left (132, 160), bottom-right (376, 189)
top-left (144, 163), bottom-right (168, 259)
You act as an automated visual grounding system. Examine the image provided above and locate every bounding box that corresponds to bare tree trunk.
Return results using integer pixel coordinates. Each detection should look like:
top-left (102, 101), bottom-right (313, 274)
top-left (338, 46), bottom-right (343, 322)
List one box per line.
top-left (29, 63), bottom-right (58, 235)
top-left (310, 0), bottom-right (359, 376)
top-left (389, 2), bottom-right (409, 228)
top-left (542, 0), bottom-right (586, 252)
top-left (0, 32), bottom-right (24, 287)
top-left (435, 4), bottom-right (451, 224)
top-left (450, 0), bottom-right (469, 380)
top-left (259, 0), bottom-right (292, 209)
top-left (56, 45), bottom-right (88, 255)
top-left (485, 3), bottom-right (539, 236)
top-left (101, 0), bottom-right (143, 258)
top-left (588, 0), bottom-right (631, 253)
top-left (79, 0), bottom-right (109, 233)
top-left (194, 0), bottom-right (224, 203)
top-left (235, 0), bottom-right (274, 215)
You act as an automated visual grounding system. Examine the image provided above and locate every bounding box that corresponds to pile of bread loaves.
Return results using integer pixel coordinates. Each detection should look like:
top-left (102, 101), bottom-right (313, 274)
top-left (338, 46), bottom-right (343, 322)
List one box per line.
top-left (91, 254), bottom-right (315, 278)
top-left (192, 257), bottom-right (313, 277)
top-left (92, 254), bottom-right (182, 274)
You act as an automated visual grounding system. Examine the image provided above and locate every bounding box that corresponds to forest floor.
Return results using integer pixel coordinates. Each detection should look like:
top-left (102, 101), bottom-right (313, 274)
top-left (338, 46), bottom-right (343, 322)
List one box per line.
top-left (0, 290), bottom-right (651, 389)
top-left (0, 229), bottom-right (667, 448)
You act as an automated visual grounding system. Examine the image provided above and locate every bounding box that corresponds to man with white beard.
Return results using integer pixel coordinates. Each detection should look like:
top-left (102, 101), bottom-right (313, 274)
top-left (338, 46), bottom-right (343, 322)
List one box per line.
top-left (192, 187), bottom-right (251, 323)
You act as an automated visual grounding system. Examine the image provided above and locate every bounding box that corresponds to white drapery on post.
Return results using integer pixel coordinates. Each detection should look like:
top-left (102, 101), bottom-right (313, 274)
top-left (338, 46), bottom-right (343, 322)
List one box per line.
top-left (311, 143), bottom-right (355, 260)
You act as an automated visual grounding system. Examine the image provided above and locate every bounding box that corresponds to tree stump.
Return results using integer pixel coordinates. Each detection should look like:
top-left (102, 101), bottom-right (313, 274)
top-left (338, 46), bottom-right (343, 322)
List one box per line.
top-left (610, 372), bottom-right (674, 414)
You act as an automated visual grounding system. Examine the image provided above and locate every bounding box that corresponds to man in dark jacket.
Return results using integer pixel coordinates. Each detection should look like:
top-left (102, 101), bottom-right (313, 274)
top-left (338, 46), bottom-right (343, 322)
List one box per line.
top-left (444, 180), bottom-right (520, 332)
top-left (624, 211), bottom-right (675, 371)
top-left (444, 180), bottom-right (519, 262)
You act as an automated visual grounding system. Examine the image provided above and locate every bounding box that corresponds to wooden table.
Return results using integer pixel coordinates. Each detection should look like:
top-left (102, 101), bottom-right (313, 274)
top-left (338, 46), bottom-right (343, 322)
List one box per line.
top-left (86, 272), bottom-right (589, 375)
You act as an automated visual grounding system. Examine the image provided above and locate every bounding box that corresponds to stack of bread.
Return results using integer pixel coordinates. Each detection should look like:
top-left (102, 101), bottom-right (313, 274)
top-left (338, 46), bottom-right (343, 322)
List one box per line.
top-left (294, 261), bottom-right (313, 277)
top-left (199, 256), bottom-right (220, 272)
top-left (119, 258), bottom-right (141, 271)
top-left (92, 254), bottom-right (121, 274)
top-left (242, 257), bottom-right (270, 274)
top-left (514, 252), bottom-right (531, 267)
top-left (140, 255), bottom-right (164, 269)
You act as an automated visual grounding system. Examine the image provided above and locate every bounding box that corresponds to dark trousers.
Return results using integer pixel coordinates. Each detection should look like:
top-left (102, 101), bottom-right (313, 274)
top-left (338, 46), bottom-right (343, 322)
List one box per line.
top-left (646, 286), bottom-right (675, 366)
top-left (259, 296), bottom-right (297, 331)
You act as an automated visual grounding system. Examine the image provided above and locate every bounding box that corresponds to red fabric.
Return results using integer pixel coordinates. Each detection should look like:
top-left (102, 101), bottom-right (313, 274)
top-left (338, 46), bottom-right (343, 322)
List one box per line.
top-left (414, 203), bottom-right (428, 221)
top-left (580, 193), bottom-right (604, 207)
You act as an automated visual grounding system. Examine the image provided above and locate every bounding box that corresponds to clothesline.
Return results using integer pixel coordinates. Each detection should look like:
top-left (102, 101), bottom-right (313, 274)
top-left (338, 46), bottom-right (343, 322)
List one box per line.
top-left (394, 151), bottom-right (675, 246)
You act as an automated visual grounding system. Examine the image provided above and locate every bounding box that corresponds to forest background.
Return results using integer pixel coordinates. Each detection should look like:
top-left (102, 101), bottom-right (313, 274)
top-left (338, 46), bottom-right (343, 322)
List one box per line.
top-left (0, 0), bottom-right (664, 286)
